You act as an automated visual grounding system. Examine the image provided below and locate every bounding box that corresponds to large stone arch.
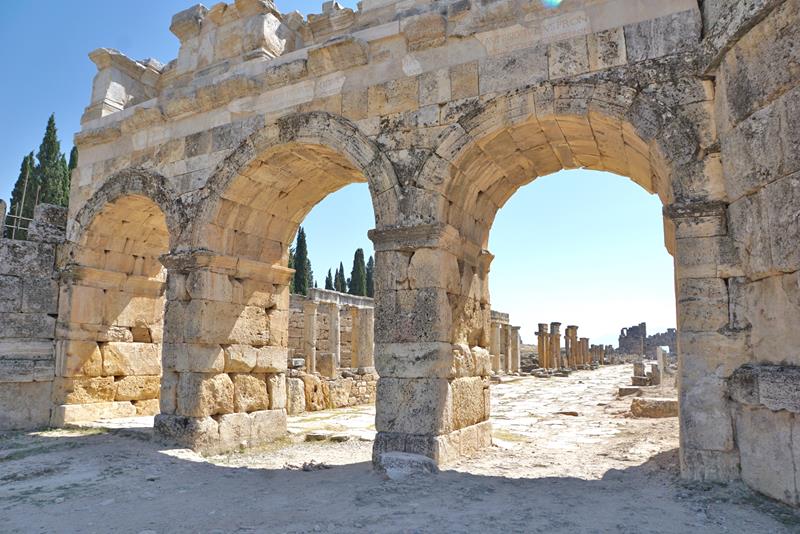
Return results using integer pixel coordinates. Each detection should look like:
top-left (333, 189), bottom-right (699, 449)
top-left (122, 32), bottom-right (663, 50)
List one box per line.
top-left (154, 111), bottom-right (402, 454)
top-left (54, 169), bottom-right (178, 425)
top-left (369, 77), bottom-right (737, 483)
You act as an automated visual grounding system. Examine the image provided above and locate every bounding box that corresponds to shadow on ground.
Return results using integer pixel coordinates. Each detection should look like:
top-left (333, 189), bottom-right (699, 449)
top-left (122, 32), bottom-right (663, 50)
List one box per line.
top-left (1, 428), bottom-right (799, 534)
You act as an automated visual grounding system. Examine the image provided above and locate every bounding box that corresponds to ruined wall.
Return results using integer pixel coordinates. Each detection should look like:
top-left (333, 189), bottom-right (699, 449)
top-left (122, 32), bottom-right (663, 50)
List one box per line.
top-left (617, 322), bottom-right (677, 357)
top-left (0, 205), bottom-right (64, 429)
top-left (707, 0), bottom-right (800, 505)
top-left (287, 368), bottom-right (378, 415)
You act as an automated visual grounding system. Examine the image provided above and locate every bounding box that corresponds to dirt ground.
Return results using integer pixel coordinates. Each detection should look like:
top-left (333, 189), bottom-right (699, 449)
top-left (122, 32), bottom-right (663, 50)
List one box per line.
top-left (2, 364), bottom-right (799, 533)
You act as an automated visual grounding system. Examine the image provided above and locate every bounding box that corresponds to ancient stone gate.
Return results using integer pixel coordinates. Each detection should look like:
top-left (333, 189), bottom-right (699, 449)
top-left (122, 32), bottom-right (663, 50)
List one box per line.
top-left (14, 0), bottom-right (800, 506)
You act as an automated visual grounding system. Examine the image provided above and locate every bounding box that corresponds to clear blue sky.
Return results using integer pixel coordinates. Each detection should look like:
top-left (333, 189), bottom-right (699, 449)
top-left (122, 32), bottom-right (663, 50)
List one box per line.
top-left (0, 1), bottom-right (675, 347)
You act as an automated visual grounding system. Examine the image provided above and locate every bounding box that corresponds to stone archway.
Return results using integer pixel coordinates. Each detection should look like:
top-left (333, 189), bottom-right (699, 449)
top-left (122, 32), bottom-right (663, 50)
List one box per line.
top-left (54, 170), bottom-right (178, 425)
top-left (154, 112), bottom-right (401, 454)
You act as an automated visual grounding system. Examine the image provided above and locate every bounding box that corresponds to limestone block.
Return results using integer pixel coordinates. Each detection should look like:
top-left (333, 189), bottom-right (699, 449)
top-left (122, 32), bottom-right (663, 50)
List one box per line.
top-left (0, 275), bottom-right (21, 312)
top-left (401, 13), bottom-right (446, 52)
top-left (762, 172), bottom-right (800, 274)
top-left (163, 343), bottom-right (225, 373)
top-left (52, 401), bottom-right (137, 425)
top-left (451, 377), bottom-right (487, 430)
top-left (328, 378), bottom-right (352, 408)
top-left (56, 340), bottom-right (103, 378)
top-left (0, 312), bottom-right (56, 339)
top-left (407, 248), bottom-right (460, 292)
top-left (217, 411), bottom-right (253, 451)
top-left (302, 373), bottom-right (327, 411)
top-left (680, 447), bottom-right (742, 483)
top-left (679, 373), bottom-right (734, 452)
top-left (0, 382), bottom-right (53, 430)
top-left (105, 293), bottom-right (164, 328)
top-left (286, 376), bottom-right (306, 415)
top-left (376, 377), bottom-right (452, 435)
top-left (101, 342), bottom-right (162, 376)
top-left (307, 36), bottom-right (368, 77)
top-left (254, 345), bottom-right (288, 373)
top-left (419, 68), bottom-right (451, 106)
top-left (114, 375), bottom-right (161, 401)
top-left (232, 373), bottom-right (268, 413)
top-left (177, 372), bottom-right (234, 417)
top-left (134, 398), bottom-right (160, 416)
top-left (548, 37), bottom-right (589, 79)
top-left (721, 101), bottom-right (783, 202)
top-left (674, 235), bottom-right (741, 280)
top-left (368, 78), bottom-right (420, 116)
top-left (587, 28), bottom-right (627, 71)
top-left (450, 62), bottom-right (479, 100)
top-left (730, 364), bottom-right (800, 413)
top-left (377, 452), bottom-right (438, 480)
top-left (186, 270), bottom-right (233, 302)
top-left (679, 329), bottom-right (751, 380)
top-left (375, 288), bottom-right (452, 344)
top-left (735, 406), bottom-right (799, 506)
top-left (154, 413), bottom-right (220, 453)
top-left (631, 397), bottom-right (678, 418)
top-left (267, 373), bottom-right (286, 410)
top-left (677, 278), bottom-right (729, 332)
top-left (744, 274), bottom-right (800, 365)
top-left (223, 344), bottom-right (258, 372)
top-left (479, 46), bottom-right (548, 95)
top-left (624, 10), bottom-right (701, 63)
top-left (160, 371), bottom-right (178, 414)
top-left (317, 352), bottom-right (337, 379)
top-left (0, 240), bottom-right (56, 278)
top-left (53, 376), bottom-right (115, 404)
top-left (250, 409), bottom-right (287, 444)
top-left (178, 300), bottom-right (270, 346)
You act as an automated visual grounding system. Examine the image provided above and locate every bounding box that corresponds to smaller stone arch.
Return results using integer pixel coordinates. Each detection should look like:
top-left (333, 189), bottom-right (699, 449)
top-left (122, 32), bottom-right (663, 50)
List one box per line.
top-left (54, 169), bottom-right (177, 426)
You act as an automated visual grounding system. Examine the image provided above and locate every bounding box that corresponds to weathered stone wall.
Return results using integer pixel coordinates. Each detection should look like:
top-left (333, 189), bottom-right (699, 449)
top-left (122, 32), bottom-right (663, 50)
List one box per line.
top-left (617, 322), bottom-right (677, 358)
top-left (0, 205), bottom-right (64, 430)
top-left (287, 368), bottom-right (378, 415)
top-left (706, 0), bottom-right (800, 505)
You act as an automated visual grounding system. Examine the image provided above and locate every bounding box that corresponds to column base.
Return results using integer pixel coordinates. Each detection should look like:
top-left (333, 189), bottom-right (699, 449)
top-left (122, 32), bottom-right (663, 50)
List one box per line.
top-left (373, 420), bottom-right (492, 467)
top-left (155, 409), bottom-right (287, 455)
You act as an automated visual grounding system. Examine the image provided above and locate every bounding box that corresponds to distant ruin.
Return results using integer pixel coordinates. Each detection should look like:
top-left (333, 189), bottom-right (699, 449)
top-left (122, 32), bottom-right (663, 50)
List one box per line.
top-left (617, 323), bottom-right (677, 359)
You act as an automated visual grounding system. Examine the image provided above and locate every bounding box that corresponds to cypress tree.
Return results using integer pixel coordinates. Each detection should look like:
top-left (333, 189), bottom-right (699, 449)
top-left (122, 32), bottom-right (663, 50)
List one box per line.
top-left (34, 114), bottom-right (70, 207)
top-left (288, 246), bottom-right (296, 294)
top-left (68, 146), bottom-right (79, 172)
top-left (293, 227), bottom-right (310, 296)
top-left (6, 153), bottom-right (36, 238)
top-left (366, 255), bottom-right (375, 298)
top-left (335, 262), bottom-right (347, 293)
top-left (348, 248), bottom-right (367, 296)
top-left (325, 269), bottom-right (334, 290)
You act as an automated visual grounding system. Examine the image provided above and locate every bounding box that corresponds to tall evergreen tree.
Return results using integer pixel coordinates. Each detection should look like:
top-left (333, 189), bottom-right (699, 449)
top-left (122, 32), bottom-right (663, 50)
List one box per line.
top-left (34, 114), bottom-right (70, 207)
top-left (68, 146), bottom-right (79, 172)
top-left (288, 246), bottom-right (296, 294)
top-left (6, 153), bottom-right (36, 238)
top-left (348, 248), bottom-right (367, 296)
top-left (293, 227), bottom-right (311, 296)
top-left (325, 269), bottom-right (334, 290)
top-left (335, 262), bottom-right (347, 293)
top-left (366, 255), bottom-right (375, 298)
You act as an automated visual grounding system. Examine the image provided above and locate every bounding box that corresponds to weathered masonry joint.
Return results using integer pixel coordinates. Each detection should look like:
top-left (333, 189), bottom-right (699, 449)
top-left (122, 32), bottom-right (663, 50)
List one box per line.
top-left (1, 0), bottom-right (799, 507)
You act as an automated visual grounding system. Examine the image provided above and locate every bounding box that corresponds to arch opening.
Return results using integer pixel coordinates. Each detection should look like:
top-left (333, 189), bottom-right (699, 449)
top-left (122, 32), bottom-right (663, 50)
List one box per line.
top-left (54, 194), bottom-right (171, 424)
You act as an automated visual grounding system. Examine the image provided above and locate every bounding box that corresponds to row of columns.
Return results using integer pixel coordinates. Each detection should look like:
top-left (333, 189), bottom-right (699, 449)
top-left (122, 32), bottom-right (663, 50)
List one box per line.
top-left (302, 300), bottom-right (375, 378)
top-left (536, 322), bottom-right (603, 371)
top-left (489, 321), bottom-right (521, 374)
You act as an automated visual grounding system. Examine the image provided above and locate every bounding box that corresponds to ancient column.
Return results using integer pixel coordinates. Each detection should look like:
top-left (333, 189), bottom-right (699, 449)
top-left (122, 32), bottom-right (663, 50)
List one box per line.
top-left (323, 301), bottom-right (341, 368)
top-left (510, 326), bottom-right (520, 373)
top-left (550, 322), bottom-right (561, 369)
top-left (351, 306), bottom-right (375, 369)
top-left (580, 338), bottom-right (589, 367)
top-left (490, 321), bottom-right (502, 373)
top-left (303, 301), bottom-right (318, 374)
top-left (503, 324), bottom-right (513, 373)
top-left (537, 323), bottom-right (550, 369)
top-left (566, 326), bottom-right (578, 369)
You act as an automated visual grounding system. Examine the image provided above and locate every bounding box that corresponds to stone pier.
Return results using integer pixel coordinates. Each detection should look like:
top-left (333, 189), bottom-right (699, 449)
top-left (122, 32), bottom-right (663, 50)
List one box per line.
top-left (537, 324), bottom-right (550, 370)
top-left (550, 323), bottom-right (562, 370)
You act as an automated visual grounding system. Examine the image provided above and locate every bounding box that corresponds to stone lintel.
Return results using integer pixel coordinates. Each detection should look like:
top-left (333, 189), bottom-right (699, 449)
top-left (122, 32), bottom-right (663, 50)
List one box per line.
top-left (160, 250), bottom-right (293, 285)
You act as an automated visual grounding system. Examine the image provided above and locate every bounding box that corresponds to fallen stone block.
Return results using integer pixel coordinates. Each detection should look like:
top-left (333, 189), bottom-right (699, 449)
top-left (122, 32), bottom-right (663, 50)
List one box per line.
top-left (631, 397), bottom-right (678, 418)
top-left (631, 376), bottom-right (650, 386)
top-left (618, 386), bottom-right (641, 397)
